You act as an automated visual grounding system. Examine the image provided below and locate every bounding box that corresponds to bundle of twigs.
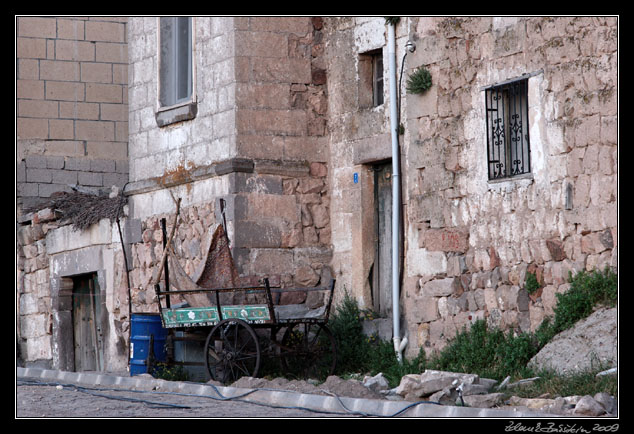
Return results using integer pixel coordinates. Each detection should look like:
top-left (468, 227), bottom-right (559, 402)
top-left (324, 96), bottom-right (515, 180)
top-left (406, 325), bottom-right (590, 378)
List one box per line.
top-left (45, 191), bottom-right (127, 230)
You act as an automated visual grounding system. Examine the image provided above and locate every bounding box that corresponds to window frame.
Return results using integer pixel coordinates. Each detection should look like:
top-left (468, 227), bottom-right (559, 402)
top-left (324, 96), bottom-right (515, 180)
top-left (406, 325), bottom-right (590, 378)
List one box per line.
top-left (371, 51), bottom-right (384, 107)
top-left (156, 16), bottom-right (197, 127)
top-left (484, 76), bottom-right (531, 181)
top-left (358, 49), bottom-right (384, 109)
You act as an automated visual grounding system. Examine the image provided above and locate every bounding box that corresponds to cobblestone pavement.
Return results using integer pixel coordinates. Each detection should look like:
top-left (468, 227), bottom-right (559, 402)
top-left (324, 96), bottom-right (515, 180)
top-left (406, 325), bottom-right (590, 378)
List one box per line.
top-left (16, 377), bottom-right (353, 418)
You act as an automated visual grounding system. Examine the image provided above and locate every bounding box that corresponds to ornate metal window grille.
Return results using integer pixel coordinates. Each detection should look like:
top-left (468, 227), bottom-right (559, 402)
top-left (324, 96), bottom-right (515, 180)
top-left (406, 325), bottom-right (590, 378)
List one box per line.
top-left (485, 78), bottom-right (531, 180)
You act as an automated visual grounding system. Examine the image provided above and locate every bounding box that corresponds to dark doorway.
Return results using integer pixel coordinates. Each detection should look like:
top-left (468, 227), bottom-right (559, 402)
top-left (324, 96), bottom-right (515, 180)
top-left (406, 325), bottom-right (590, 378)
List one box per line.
top-left (72, 274), bottom-right (104, 371)
top-left (372, 162), bottom-right (392, 316)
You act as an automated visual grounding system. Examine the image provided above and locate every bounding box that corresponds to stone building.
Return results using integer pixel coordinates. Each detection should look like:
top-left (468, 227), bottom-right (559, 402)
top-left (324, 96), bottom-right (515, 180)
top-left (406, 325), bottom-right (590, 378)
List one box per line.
top-left (16, 17), bottom-right (131, 371)
top-left (16, 16), bottom-right (129, 212)
top-left (324, 17), bottom-right (617, 358)
top-left (16, 16), bottom-right (617, 370)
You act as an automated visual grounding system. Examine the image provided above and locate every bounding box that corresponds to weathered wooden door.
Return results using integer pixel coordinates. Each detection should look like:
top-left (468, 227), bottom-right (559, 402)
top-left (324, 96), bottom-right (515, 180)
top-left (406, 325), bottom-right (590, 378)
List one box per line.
top-left (72, 274), bottom-right (104, 371)
top-left (372, 162), bottom-right (392, 316)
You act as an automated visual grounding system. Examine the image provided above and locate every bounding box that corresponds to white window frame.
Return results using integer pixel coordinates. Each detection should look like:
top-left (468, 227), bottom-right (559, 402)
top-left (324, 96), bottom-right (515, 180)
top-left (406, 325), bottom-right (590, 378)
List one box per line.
top-left (156, 17), bottom-right (197, 125)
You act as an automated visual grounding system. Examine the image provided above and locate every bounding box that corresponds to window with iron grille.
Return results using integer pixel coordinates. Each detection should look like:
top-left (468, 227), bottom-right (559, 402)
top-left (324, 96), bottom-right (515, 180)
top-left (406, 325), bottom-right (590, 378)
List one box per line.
top-left (485, 78), bottom-right (531, 180)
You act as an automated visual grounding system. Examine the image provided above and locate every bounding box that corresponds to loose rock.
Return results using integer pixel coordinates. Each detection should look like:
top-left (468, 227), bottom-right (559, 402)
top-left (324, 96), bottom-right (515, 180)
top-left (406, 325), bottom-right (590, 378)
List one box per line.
top-left (463, 393), bottom-right (505, 408)
top-left (529, 307), bottom-right (617, 374)
top-left (573, 395), bottom-right (607, 416)
top-left (395, 370), bottom-right (489, 401)
top-left (223, 373), bottom-right (616, 416)
top-left (362, 372), bottom-right (390, 394)
top-left (593, 392), bottom-right (617, 415)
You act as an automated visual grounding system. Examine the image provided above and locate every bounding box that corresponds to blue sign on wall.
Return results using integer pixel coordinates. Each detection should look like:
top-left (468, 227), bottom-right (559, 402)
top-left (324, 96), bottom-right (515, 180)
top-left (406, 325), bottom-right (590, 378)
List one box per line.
top-left (353, 172), bottom-right (358, 184)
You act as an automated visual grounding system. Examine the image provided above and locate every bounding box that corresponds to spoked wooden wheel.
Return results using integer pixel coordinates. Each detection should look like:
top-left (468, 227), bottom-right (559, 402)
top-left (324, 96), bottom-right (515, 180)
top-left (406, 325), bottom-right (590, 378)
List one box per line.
top-left (204, 319), bottom-right (260, 384)
top-left (280, 322), bottom-right (337, 380)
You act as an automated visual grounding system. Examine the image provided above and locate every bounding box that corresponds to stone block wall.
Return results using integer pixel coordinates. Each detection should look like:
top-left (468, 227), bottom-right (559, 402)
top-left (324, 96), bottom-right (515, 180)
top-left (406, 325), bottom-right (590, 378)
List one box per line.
top-left (17, 210), bottom-right (131, 370)
top-left (400, 17), bottom-right (617, 357)
top-left (127, 201), bottom-right (218, 312)
top-left (126, 161), bottom-right (332, 314)
top-left (17, 17), bottom-right (129, 213)
top-left (235, 17), bottom-right (328, 161)
top-left (126, 16), bottom-right (332, 314)
top-left (18, 16), bottom-right (617, 370)
top-left (231, 161), bottom-right (332, 294)
top-left (16, 211), bottom-right (57, 365)
top-left (127, 17), bottom-right (238, 182)
top-left (322, 17), bottom-right (397, 308)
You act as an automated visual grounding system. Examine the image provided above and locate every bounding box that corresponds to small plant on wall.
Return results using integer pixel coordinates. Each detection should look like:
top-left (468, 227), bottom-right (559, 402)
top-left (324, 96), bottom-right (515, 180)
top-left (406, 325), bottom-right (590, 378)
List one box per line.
top-left (525, 272), bottom-right (541, 295)
top-left (406, 66), bottom-right (432, 95)
top-left (384, 17), bottom-right (400, 25)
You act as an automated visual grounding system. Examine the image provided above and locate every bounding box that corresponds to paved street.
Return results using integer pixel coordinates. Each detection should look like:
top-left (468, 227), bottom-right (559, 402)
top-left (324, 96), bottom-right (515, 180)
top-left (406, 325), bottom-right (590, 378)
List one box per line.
top-left (16, 377), bottom-right (351, 418)
top-left (16, 367), bottom-right (567, 419)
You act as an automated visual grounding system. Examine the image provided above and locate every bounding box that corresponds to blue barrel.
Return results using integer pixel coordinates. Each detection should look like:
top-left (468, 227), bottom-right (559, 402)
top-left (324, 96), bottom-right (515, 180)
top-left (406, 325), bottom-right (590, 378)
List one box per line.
top-left (129, 313), bottom-right (168, 376)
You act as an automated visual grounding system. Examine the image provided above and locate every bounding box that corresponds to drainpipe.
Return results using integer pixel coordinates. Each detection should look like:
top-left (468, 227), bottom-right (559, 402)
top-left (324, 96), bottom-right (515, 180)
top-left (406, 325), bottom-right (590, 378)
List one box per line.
top-left (387, 22), bottom-right (407, 362)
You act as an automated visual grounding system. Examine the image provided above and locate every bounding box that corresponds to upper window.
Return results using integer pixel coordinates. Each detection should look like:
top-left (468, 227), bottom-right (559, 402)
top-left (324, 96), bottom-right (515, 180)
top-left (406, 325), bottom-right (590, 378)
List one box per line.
top-left (485, 77), bottom-right (531, 180)
top-left (159, 17), bottom-right (193, 108)
top-left (371, 51), bottom-right (384, 107)
top-left (359, 49), bottom-right (384, 108)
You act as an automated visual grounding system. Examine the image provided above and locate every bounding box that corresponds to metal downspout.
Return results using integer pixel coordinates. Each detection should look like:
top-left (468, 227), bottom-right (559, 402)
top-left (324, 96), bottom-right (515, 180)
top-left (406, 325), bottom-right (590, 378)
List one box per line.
top-left (388, 22), bottom-right (407, 362)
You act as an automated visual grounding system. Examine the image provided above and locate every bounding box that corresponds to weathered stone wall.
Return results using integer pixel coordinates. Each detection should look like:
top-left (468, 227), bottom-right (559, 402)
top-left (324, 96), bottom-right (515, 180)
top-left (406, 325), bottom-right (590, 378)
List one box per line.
top-left (16, 15), bottom-right (130, 369)
top-left (18, 16), bottom-right (331, 368)
top-left (322, 16), bottom-right (617, 359)
top-left (230, 17), bottom-right (332, 293)
top-left (127, 16), bottom-right (332, 314)
top-left (126, 161), bottom-right (332, 313)
top-left (17, 17), bottom-right (129, 213)
top-left (16, 210), bottom-right (131, 371)
top-left (128, 201), bottom-right (217, 312)
top-left (17, 210), bottom-right (58, 365)
top-left (127, 17), bottom-right (237, 183)
top-left (235, 17), bottom-right (328, 161)
top-left (17, 16), bottom-right (617, 371)
top-left (231, 162), bottom-right (332, 294)
top-left (400, 17), bottom-right (617, 357)
top-left (323, 17), bottom-right (403, 308)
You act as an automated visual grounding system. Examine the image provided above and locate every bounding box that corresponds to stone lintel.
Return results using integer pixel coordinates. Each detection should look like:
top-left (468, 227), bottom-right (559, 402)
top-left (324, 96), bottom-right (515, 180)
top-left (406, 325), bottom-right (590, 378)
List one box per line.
top-left (124, 157), bottom-right (314, 196)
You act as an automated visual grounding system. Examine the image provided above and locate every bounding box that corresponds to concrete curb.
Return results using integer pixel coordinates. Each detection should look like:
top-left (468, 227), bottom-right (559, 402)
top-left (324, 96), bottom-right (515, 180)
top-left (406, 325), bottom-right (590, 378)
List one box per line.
top-left (17, 367), bottom-right (558, 418)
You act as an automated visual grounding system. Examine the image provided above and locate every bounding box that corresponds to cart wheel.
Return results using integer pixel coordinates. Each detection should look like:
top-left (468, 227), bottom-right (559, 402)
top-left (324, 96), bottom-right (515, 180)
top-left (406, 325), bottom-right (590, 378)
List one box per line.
top-left (280, 323), bottom-right (337, 380)
top-left (204, 319), bottom-right (260, 384)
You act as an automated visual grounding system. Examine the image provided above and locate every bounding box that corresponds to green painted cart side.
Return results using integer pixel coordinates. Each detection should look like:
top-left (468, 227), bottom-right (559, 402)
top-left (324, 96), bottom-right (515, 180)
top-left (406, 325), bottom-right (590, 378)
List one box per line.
top-left (161, 304), bottom-right (272, 328)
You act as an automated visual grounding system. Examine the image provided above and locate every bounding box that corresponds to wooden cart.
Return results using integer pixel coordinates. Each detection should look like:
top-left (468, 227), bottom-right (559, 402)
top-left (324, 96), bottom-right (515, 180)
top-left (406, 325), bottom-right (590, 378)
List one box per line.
top-left (148, 200), bottom-right (337, 384)
top-left (155, 278), bottom-right (337, 384)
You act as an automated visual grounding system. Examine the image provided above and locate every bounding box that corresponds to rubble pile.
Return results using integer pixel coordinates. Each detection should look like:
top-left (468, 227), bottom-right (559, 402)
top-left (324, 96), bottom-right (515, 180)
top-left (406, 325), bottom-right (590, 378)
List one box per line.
top-left (367, 369), bottom-right (618, 417)
top-left (224, 368), bottom-right (617, 417)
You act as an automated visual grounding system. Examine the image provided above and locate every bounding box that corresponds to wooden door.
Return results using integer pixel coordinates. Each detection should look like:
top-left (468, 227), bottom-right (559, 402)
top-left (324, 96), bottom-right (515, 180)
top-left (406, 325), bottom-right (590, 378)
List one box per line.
top-left (372, 162), bottom-right (392, 316)
top-left (72, 274), bottom-right (104, 371)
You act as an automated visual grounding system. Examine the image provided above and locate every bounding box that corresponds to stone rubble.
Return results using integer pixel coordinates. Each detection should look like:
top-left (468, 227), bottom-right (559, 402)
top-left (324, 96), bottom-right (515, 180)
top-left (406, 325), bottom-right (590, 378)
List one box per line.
top-left (224, 370), bottom-right (617, 417)
top-left (383, 369), bottom-right (618, 417)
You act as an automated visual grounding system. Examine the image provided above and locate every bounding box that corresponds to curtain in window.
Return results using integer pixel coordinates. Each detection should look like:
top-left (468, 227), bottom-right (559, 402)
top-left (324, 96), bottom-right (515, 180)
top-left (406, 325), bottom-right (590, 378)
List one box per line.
top-left (159, 17), bottom-right (192, 107)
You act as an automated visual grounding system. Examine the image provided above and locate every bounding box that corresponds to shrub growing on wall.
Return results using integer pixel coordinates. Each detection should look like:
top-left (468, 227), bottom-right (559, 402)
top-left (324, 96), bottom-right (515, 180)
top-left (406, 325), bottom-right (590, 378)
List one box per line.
top-left (406, 66), bottom-right (432, 94)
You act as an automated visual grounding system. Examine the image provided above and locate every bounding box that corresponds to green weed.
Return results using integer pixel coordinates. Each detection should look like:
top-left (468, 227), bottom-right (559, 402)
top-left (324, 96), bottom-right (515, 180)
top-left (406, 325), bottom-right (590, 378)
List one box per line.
top-left (326, 267), bottom-right (617, 397)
